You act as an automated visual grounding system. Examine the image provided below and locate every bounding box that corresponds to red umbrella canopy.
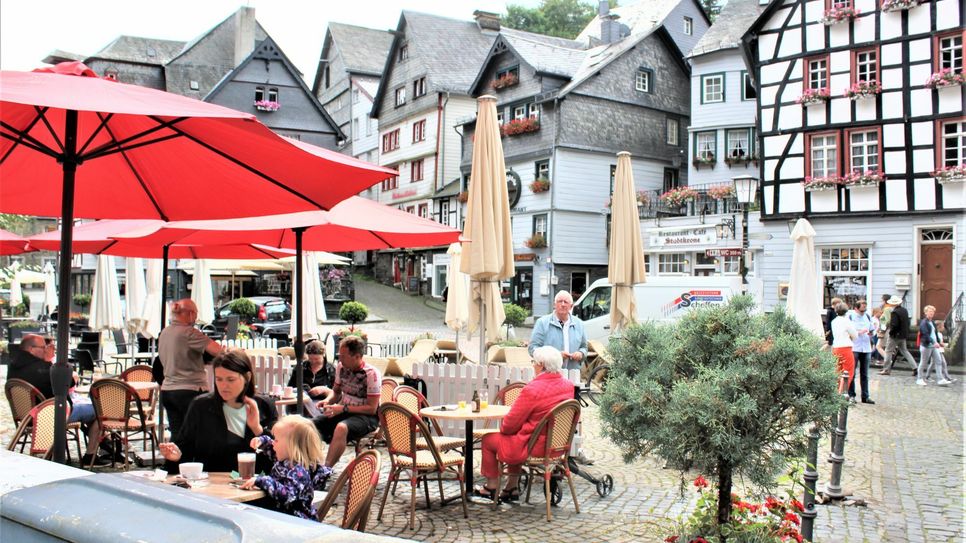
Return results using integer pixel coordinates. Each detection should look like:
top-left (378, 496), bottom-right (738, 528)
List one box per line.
top-left (28, 220), bottom-right (295, 259)
top-left (111, 196), bottom-right (462, 251)
top-left (0, 63), bottom-right (397, 220)
top-left (0, 227), bottom-right (31, 255)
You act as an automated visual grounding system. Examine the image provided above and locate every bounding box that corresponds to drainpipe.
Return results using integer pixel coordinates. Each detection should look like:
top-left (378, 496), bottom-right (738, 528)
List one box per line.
top-left (547, 96), bottom-right (562, 312)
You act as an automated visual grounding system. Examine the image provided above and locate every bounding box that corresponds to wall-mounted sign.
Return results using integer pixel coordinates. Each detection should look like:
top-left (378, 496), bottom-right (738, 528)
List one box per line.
top-left (514, 253), bottom-right (537, 262)
top-left (391, 188), bottom-right (418, 200)
top-left (506, 169), bottom-right (522, 209)
top-left (705, 248), bottom-right (743, 257)
top-left (649, 225), bottom-right (716, 248)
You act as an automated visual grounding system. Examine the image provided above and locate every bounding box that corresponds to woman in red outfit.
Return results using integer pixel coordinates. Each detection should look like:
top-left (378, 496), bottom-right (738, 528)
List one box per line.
top-left (477, 345), bottom-right (576, 501)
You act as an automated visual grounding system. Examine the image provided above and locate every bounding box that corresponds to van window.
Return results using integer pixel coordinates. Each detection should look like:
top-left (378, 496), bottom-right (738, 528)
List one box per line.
top-left (265, 303), bottom-right (290, 321)
top-left (575, 287), bottom-right (611, 320)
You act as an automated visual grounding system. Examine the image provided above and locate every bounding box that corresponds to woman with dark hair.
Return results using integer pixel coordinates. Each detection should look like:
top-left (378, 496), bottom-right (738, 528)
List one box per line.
top-left (286, 340), bottom-right (334, 401)
top-left (159, 349), bottom-right (277, 473)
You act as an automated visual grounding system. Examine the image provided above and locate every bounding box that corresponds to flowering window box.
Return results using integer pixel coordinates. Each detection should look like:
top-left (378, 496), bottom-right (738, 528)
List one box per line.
top-left (881, 0), bottom-right (920, 12)
top-left (659, 187), bottom-right (699, 207)
top-left (605, 191), bottom-right (650, 209)
top-left (821, 5), bottom-right (859, 25)
top-left (706, 184), bottom-right (736, 200)
top-left (692, 154), bottom-right (716, 168)
top-left (724, 155), bottom-right (759, 167)
top-left (924, 69), bottom-right (965, 90)
top-left (490, 73), bottom-right (519, 90)
top-left (797, 88), bottom-right (831, 106)
top-left (524, 233), bottom-right (547, 249)
top-left (843, 80), bottom-right (882, 100)
top-left (500, 118), bottom-right (540, 137)
top-left (530, 178), bottom-right (551, 193)
top-left (841, 170), bottom-right (885, 188)
top-left (254, 100), bottom-right (280, 112)
top-left (802, 176), bottom-right (841, 192)
top-left (931, 165), bottom-right (966, 185)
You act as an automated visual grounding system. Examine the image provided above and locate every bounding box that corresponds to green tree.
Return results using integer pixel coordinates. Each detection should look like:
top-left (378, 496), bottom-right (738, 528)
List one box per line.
top-left (599, 296), bottom-right (842, 539)
top-left (503, 0), bottom-right (615, 39)
top-left (338, 301), bottom-right (369, 331)
top-left (0, 214), bottom-right (34, 233)
top-left (700, 0), bottom-right (722, 22)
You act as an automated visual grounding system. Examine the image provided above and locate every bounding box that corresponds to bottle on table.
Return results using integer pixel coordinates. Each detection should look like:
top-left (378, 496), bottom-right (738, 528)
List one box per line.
top-left (471, 390), bottom-right (480, 413)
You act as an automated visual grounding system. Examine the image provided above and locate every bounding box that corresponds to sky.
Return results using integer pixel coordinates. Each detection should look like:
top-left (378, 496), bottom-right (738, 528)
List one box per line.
top-left (0, 0), bottom-right (541, 85)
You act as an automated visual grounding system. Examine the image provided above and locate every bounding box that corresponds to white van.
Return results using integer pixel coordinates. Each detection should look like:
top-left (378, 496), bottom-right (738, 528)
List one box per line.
top-left (573, 276), bottom-right (745, 342)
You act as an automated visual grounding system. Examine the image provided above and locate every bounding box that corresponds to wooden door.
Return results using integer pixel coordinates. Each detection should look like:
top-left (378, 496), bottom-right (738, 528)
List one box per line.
top-left (920, 244), bottom-right (952, 320)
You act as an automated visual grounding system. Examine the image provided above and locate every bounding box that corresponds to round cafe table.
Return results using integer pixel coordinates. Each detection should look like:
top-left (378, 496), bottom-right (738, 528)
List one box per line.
top-left (420, 404), bottom-right (510, 494)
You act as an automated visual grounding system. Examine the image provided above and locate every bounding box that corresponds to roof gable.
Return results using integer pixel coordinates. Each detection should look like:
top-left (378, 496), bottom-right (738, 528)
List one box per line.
top-left (468, 31), bottom-right (587, 95)
top-left (313, 23), bottom-right (393, 93)
top-left (689, 0), bottom-right (766, 58)
top-left (85, 35), bottom-right (186, 65)
top-left (576, 0), bottom-right (710, 44)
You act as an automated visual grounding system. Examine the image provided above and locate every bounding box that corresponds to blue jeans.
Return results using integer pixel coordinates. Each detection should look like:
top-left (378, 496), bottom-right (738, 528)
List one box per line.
top-left (848, 351), bottom-right (871, 401)
top-left (68, 400), bottom-right (95, 424)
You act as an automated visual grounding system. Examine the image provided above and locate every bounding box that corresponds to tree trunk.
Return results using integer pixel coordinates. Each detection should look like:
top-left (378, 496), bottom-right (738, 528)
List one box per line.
top-left (717, 460), bottom-right (732, 541)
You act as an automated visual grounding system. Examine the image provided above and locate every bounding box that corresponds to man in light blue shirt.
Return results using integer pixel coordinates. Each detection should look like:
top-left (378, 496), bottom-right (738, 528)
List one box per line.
top-left (529, 290), bottom-right (588, 371)
top-left (847, 299), bottom-right (876, 404)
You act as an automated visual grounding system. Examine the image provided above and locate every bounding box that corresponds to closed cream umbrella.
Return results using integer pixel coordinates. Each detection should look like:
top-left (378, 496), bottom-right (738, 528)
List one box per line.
top-left (43, 263), bottom-right (58, 317)
top-left (786, 218), bottom-right (825, 339)
top-left (125, 257), bottom-right (146, 335)
top-left (89, 254), bottom-right (124, 331)
top-left (608, 151), bottom-right (647, 333)
top-left (461, 95), bottom-right (514, 363)
top-left (445, 242), bottom-right (470, 359)
top-left (140, 259), bottom-right (163, 339)
top-left (290, 251), bottom-right (327, 341)
top-left (190, 259), bottom-right (215, 325)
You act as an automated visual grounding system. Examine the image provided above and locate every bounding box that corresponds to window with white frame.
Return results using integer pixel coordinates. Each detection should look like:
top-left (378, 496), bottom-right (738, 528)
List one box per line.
top-left (701, 74), bottom-right (724, 103)
top-left (636, 68), bottom-right (652, 93)
top-left (411, 159), bottom-right (424, 182)
top-left (726, 129), bottom-right (751, 159)
top-left (418, 204), bottom-right (428, 218)
top-left (412, 119), bottom-right (426, 142)
top-left (721, 255), bottom-right (740, 274)
top-left (529, 103), bottom-right (541, 119)
top-left (855, 50), bottom-right (878, 82)
top-left (939, 34), bottom-right (963, 71)
top-left (849, 130), bottom-right (879, 173)
top-left (941, 120), bottom-right (965, 167)
top-left (413, 77), bottom-right (426, 98)
top-left (696, 131), bottom-right (716, 160)
top-left (809, 134), bottom-right (838, 178)
top-left (398, 44), bottom-right (409, 62)
top-left (496, 111), bottom-right (505, 125)
top-left (532, 214), bottom-right (548, 236)
top-left (683, 16), bottom-right (693, 35)
top-left (807, 58), bottom-right (828, 90)
top-left (666, 118), bottom-right (679, 145)
top-left (513, 105), bottom-right (526, 120)
top-left (394, 87), bottom-right (406, 107)
top-left (254, 87), bottom-right (265, 102)
top-left (535, 160), bottom-right (550, 180)
top-left (658, 253), bottom-right (689, 274)
top-left (820, 247), bottom-right (870, 308)
top-left (268, 88), bottom-right (278, 103)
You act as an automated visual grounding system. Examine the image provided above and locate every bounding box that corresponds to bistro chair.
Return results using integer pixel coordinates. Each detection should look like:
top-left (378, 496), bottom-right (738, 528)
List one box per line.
top-left (377, 402), bottom-right (467, 530)
top-left (316, 450), bottom-right (382, 532)
top-left (7, 399), bottom-right (72, 460)
top-left (473, 381), bottom-right (526, 441)
top-left (392, 386), bottom-right (464, 452)
top-left (4, 379), bottom-right (84, 459)
top-left (88, 378), bottom-right (158, 470)
top-left (112, 329), bottom-right (136, 356)
top-left (496, 399), bottom-right (581, 520)
top-left (72, 348), bottom-right (122, 381)
top-left (120, 364), bottom-right (159, 421)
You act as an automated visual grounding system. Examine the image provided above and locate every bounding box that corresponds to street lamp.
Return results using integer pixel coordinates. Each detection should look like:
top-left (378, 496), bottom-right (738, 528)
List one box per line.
top-left (732, 175), bottom-right (759, 288)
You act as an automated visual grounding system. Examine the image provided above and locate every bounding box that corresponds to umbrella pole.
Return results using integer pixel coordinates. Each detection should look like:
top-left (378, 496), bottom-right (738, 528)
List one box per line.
top-left (479, 281), bottom-right (486, 366)
top-left (155, 244), bottom-right (170, 442)
top-left (294, 228), bottom-right (306, 416)
top-left (52, 109), bottom-right (79, 464)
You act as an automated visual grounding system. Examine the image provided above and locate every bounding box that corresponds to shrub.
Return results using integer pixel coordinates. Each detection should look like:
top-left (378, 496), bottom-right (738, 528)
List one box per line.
top-left (11, 319), bottom-right (42, 329)
top-left (599, 297), bottom-right (841, 538)
top-left (503, 303), bottom-right (528, 328)
top-left (339, 301), bottom-right (369, 331)
top-left (229, 298), bottom-right (257, 321)
top-left (72, 293), bottom-right (91, 307)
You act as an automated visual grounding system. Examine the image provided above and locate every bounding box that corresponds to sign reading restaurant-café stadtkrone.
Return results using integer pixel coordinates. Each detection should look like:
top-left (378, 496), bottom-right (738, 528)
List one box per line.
top-left (649, 225), bottom-right (716, 248)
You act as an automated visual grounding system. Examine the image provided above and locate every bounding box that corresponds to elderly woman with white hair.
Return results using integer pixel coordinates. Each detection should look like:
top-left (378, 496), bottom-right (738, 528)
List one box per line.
top-left (475, 345), bottom-right (575, 502)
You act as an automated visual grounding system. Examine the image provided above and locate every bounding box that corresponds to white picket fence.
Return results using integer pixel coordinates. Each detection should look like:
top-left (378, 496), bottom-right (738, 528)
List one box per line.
top-left (219, 338), bottom-right (280, 351)
top-left (206, 354), bottom-right (294, 395)
top-left (411, 362), bottom-right (582, 437)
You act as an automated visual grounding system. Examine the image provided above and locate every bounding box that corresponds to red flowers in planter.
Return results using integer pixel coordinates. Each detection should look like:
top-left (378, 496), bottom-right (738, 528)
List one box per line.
top-left (500, 117), bottom-right (540, 137)
top-left (490, 73), bottom-right (519, 90)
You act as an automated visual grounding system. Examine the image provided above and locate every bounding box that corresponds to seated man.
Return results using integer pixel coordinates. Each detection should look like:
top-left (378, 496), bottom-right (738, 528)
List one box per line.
top-left (9, 334), bottom-right (112, 466)
top-left (311, 335), bottom-right (380, 468)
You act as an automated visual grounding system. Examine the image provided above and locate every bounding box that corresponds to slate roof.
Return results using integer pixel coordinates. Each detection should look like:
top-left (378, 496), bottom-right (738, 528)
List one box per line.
top-left (402, 10), bottom-right (496, 93)
top-left (499, 28), bottom-right (586, 78)
top-left (328, 23), bottom-right (394, 76)
top-left (560, 27), bottom-right (665, 97)
top-left (688, 0), bottom-right (766, 58)
top-left (576, 0), bottom-right (682, 44)
top-left (87, 35), bottom-right (186, 65)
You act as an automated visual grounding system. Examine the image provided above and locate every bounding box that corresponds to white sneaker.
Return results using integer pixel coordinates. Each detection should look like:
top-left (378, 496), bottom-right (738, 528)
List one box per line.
top-left (916, 379), bottom-right (927, 386)
top-left (937, 379), bottom-right (952, 386)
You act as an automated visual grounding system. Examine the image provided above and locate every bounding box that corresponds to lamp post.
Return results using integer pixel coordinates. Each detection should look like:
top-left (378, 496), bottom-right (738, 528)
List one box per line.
top-left (732, 175), bottom-right (759, 289)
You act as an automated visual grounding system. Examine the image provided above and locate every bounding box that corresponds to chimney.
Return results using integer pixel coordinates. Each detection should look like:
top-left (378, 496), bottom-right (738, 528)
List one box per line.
top-left (234, 7), bottom-right (256, 67)
top-left (473, 10), bottom-right (502, 31)
top-left (599, 1), bottom-right (620, 44)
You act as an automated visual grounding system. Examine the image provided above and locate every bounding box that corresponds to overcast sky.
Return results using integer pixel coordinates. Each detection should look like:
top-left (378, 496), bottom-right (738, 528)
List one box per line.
top-left (1, 0), bottom-right (541, 84)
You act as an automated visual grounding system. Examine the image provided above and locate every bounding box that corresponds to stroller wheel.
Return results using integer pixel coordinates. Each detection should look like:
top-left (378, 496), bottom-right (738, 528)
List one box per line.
top-left (596, 474), bottom-right (614, 497)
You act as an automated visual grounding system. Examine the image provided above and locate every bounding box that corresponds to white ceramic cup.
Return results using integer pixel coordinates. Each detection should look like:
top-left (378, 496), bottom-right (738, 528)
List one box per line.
top-left (179, 462), bottom-right (204, 480)
top-left (283, 386), bottom-right (295, 398)
top-left (271, 384), bottom-right (283, 396)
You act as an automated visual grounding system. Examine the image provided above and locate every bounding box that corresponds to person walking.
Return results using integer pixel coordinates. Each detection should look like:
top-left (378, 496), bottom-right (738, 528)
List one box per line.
top-left (824, 297), bottom-right (843, 346)
top-left (830, 302), bottom-right (858, 392)
top-left (848, 300), bottom-right (876, 404)
top-left (879, 296), bottom-right (916, 376)
top-left (916, 306), bottom-right (947, 386)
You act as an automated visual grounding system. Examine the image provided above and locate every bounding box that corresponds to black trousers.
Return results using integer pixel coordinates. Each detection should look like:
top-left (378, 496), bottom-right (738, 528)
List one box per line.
top-left (161, 389), bottom-right (205, 439)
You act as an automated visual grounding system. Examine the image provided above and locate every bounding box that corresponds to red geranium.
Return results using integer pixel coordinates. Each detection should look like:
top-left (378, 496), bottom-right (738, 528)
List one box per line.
top-left (665, 537), bottom-right (679, 543)
top-left (784, 512), bottom-right (801, 525)
top-left (694, 475), bottom-right (709, 488)
top-left (790, 499), bottom-right (805, 512)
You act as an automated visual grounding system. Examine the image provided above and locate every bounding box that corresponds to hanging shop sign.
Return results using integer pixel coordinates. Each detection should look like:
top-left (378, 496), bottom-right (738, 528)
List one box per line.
top-left (649, 225), bottom-right (716, 248)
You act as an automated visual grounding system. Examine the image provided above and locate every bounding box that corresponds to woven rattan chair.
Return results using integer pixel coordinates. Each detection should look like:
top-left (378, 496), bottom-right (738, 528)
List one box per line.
top-left (472, 381), bottom-right (526, 440)
top-left (377, 402), bottom-right (467, 530)
top-left (120, 364), bottom-right (158, 444)
top-left (7, 399), bottom-right (70, 460)
top-left (5, 378), bottom-right (83, 459)
top-left (89, 378), bottom-right (158, 469)
top-left (496, 399), bottom-right (581, 520)
top-left (317, 450), bottom-right (382, 532)
top-left (392, 386), bottom-right (463, 452)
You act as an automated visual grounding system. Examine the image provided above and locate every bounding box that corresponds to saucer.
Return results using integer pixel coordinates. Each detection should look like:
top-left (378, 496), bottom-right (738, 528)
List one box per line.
top-left (181, 472), bottom-right (208, 481)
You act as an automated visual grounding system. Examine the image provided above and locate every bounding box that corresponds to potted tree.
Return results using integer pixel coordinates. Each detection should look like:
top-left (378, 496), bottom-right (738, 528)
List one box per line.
top-left (502, 303), bottom-right (527, 339)
top-left (335, 301), bottom-right (369, 356)
top-left (229, 298), bottom-right (258, 324)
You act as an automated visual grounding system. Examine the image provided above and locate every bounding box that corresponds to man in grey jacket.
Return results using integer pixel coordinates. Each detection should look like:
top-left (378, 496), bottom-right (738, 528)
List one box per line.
top-left (879, 296), bottom-right (916, 376)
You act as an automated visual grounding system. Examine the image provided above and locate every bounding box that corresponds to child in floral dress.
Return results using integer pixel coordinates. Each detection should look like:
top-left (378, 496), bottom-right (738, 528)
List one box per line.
top-left (241, 415), bottom-right (332, 519)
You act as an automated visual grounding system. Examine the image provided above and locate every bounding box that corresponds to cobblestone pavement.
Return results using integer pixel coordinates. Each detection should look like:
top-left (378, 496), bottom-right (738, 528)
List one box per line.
top-left (1, 279), bottom-right (962, 542)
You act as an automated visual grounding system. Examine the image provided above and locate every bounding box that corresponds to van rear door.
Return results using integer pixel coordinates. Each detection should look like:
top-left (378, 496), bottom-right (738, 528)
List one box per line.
top-left (573, 284), bottom-right (612, 342)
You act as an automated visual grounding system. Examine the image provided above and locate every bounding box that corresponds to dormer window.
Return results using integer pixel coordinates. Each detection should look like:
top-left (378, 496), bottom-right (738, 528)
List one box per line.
top-left (395, 87), bottom-right (407, 107)
top-left (255, 87), bottom-right (265, 102)
top-left (398, 44), bottom-right (409, 63)
top-left (254, 86), bottom-right (280, 112)
top-left (491, 67), bottom-right (519, 90)
top-left (683, 16), bottom-right (693, 36)
top-left (268, 88), bottom-right (279, 102)
top-left (413, 77), bottom-right (426, 98)
top-left (104, 69), bottom-right (118, 81)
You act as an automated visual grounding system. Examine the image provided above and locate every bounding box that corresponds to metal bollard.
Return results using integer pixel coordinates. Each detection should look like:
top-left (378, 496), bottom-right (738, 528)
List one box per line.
top-left (801, 423), bottom-right (820, 541)
top-left (825, 371), bottom-right (850, 499)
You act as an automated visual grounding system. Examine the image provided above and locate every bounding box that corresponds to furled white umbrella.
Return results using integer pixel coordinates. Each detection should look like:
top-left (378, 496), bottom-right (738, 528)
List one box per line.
top-left (9, 266), bottom-right (23, 308)
top-left (445, 243), bottom-right (471, 362)
top-left (786, 218), bottom-right (825, 339)
top-left (43, 262), bottom-right (58, 316)
top-left (140, 259), bottom-right (163, 339)
top-left (290, 251), bottom-right (327, 340)
top-left (190, 259), bottom-right (215, 325)
top-left (125, 257), bottom-right (147, 334)
top-left (89, 254), bottom-right (124, 331)
top-left (461, 95), bottom-right (514, 362)
top-left (608, 151), bottom-right (647, 333)
top-left (10, 267), bottom-right (48, 316)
